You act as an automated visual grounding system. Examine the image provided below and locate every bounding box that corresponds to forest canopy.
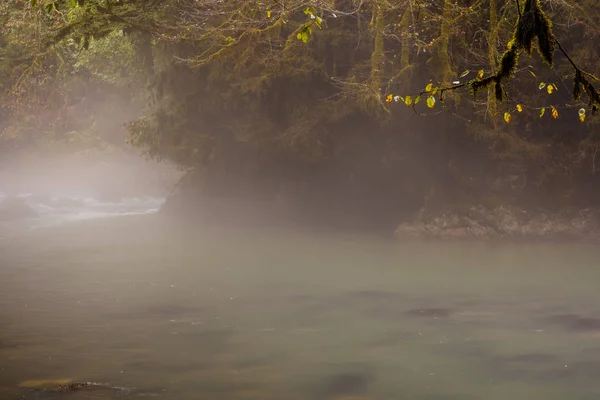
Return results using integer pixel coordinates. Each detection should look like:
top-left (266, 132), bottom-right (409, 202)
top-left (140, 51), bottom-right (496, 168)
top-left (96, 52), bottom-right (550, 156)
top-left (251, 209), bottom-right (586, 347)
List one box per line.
top-left (1, 0), bottom-right (599, 229)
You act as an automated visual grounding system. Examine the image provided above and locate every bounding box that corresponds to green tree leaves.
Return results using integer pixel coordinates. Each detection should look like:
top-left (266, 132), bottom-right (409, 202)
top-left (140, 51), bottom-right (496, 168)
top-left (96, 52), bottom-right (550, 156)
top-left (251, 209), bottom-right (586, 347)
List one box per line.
top-left (295, 7), bottom-right (323, 44)
top-left (296, 26), bottom-right (310, 44)
top-left (426, 96), bottom-right (436, 109)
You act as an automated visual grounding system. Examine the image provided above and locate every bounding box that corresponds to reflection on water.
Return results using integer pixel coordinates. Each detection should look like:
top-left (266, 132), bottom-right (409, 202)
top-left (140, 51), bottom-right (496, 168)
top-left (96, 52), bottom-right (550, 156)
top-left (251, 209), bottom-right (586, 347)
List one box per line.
top-left (1, 215), bottom-right (600, 399)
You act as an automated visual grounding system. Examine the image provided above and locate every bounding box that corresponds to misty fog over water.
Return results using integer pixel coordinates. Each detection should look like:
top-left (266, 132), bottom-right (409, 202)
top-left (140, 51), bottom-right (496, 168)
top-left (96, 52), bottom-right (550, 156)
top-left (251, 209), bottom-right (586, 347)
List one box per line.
top-left (1, 132), bottom-right (599, 400)
top-left (2, 0), bottom-right (600, 397)
top-left (1, 203), bottom-right (600, 399)
top-left (0, 152), bottom-right (181, 232)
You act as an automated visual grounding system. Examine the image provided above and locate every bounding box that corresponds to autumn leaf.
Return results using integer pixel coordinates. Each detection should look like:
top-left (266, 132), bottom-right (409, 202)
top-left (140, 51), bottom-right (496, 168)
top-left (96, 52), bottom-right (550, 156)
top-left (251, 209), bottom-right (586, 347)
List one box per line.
top-left (385, 94), bottom-right (393, 103)
top-left (426, 96), bottom-right (436, 109)
top-left (516, 104), bottom-right (523, 112)
top-left (540, 108), bottom-right (546, 118)
top-left (551, 106), bottom-right (559, 119)
top-left (477, 70), bottom-right (484, 79)
top-left (404, 96), bottom-right (413, 106)
top-left (425, 83), bottom-right (433, 92)
top-left (547, 84), bottom-right (556, 94)
top-left (414, 95), bottom-right (421, 105)
top-left (539, 82), bottom-right (546, 90)
top-left (503, 112), bottom-right (511, 124)
top-left (579, 108), bottom-right (586, 123)
top-left (460, 70), bottom-right (470, 78)
top-left (529, 70), bottom-right (537, 78)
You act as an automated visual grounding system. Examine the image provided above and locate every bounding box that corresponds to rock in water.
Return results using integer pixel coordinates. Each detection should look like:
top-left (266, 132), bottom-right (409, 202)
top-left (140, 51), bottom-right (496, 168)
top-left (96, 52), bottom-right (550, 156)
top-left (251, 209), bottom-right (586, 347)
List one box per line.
top-left (18, 379), bottom-right (73, 389)
top-left (0, 197), bottom-right (39, 221)
top-left (19, 380), bottom-right (114, 393)
top-left (56, 382), bottom-right (95, 391)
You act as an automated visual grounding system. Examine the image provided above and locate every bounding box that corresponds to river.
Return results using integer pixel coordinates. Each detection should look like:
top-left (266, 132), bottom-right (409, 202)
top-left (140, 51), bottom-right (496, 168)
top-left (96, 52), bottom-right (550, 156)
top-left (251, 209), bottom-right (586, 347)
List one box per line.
top-left (1, 206), bottom-right (600, 399)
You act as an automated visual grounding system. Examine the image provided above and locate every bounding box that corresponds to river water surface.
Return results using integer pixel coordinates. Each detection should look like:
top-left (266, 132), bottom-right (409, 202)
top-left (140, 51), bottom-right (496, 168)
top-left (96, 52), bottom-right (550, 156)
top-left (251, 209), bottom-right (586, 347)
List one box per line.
top-left (1, 211), bottom-right (600, 399)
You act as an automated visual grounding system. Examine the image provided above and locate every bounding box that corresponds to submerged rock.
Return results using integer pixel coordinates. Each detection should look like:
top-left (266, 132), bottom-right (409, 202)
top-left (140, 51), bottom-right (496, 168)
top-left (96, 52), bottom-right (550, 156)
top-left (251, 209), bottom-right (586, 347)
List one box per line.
top-left (316, 372), bottom-right (372, 398)
top-left (0, 197), bottom-right (39, 221)
top-left (19, 379), bottom-right (101, 392)
top-left (55, 382), bottom-right (96, 392)
top-left (395, 205), bottom-right (600, 241)
top-left (545, 313), bottom-right (600, 332)
top-left (18, 379), bottom-right (147, 396)
top-left (18, 379), bottom-right (72, 389)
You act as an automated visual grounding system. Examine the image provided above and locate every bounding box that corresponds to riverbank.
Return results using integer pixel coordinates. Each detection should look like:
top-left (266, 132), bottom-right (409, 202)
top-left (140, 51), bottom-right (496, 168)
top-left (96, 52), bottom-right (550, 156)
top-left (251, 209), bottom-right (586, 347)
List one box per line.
top-left (394, 205), bottom-right (600, 243)
top-left (160, 187), bottom-right (600, 243)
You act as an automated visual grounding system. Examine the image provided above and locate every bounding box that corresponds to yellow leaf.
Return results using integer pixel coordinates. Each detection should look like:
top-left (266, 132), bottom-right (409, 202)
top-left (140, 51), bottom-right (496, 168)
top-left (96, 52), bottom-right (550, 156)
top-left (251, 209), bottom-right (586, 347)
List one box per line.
top-left (579, 114), bottom-right (586, 123)
top-left (551, 106), bottom-right (559, 119)
top-left (539, 82), bottom-right (546, 90)
top-left (404, 96), bottom-right (413, 106)
top-left (426, 96), bottom-right (436, 109)
top-left (385, 94), bottom-right (393, 103)
top-left (425, 83), bottom-right (433, 92)
top-left (516, 104), bottom-right (523, 112)
top-left (540, 108), bottom-right (546, 118)
top-left (414, 95), bottom-right (421, 104)
top-left (477, 70), bottom-right (484, 79)
top-left (547, 84), bottom-right (555, 94)
top-left (504, 112), bottom-right (511, 124)
top-left (529, 70), bottom-right (537, 78)
top-left (267, 10), bottom-right (271, 18)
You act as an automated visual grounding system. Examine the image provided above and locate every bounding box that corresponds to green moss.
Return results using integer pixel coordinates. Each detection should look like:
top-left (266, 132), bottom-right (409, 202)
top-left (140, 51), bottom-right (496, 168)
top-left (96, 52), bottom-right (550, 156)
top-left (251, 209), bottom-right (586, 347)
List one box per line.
top-left (515, 0), bottom-right (555, 65)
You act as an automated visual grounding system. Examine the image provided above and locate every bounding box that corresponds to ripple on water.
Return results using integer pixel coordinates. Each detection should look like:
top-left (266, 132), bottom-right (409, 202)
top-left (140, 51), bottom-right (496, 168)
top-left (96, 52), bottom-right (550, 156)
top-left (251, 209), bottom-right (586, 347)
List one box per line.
top-left (406, 308), bottom-right (454, 318)
top-left (544, 313), bottom-right (600, 332)
top-left (0, 339), bottom-right (21, 350)
top-left (314, 371), bottom-right (373, 398)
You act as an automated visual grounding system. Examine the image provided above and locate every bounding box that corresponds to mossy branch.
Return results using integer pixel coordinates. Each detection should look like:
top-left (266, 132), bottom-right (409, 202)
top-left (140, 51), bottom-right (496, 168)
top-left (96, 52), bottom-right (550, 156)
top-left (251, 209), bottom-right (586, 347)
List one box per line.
top-left (414, 0), bottom-right (598, 116)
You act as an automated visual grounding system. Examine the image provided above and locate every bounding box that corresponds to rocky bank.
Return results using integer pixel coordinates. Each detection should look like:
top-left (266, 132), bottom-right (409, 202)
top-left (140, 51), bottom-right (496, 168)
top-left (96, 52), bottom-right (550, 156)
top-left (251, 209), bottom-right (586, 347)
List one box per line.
top-left (394, 205), bottom-right (600, 242)
top-left (161, 169), bottom-right (600, 241)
